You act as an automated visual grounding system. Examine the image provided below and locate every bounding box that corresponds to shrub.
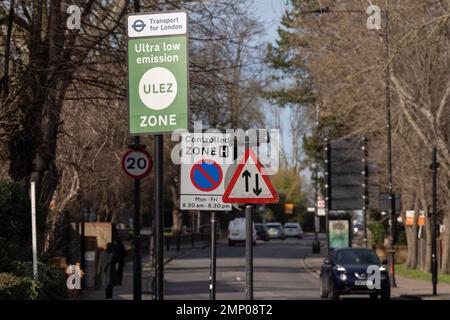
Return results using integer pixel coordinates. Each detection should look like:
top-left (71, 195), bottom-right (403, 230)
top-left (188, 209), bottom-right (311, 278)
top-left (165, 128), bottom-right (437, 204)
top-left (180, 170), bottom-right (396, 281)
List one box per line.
top-left (13, 261), bottom-right (68, 300)
top-left (0, 273), bottom-right (40, 300)
top-left (368, 222), bottom-right (386, 247)
top-left (0, 181), bottom-right (46, 272)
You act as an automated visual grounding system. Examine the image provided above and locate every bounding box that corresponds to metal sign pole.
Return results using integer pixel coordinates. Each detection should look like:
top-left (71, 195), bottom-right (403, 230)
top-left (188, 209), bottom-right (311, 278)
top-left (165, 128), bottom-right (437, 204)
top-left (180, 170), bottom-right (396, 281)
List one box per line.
top-left (209, 211), bottom-right (217, 300)
top-left (245, 204), bottom-right (253, 300)
top-left (133, 0), bottom-right (142, 302)
top-left (132, 137), bottom-right (142, 300)
top-left (155, 134), bottom-right (164, 300)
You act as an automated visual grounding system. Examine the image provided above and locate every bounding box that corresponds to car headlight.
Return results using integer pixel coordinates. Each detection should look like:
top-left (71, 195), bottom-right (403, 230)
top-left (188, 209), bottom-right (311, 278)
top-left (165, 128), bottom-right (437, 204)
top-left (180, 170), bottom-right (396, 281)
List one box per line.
top-left (339, 273), bottom-right (347, 281)
top-left (336, 265), bottom-right (346, 272)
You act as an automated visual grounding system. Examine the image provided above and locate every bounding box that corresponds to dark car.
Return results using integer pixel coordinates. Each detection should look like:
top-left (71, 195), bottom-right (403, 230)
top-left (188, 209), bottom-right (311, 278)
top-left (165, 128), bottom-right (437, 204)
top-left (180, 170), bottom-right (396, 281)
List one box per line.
top-left (319, 248), bottom-right (390, 300)
top-left (254, 223), bottom-right (270, 242)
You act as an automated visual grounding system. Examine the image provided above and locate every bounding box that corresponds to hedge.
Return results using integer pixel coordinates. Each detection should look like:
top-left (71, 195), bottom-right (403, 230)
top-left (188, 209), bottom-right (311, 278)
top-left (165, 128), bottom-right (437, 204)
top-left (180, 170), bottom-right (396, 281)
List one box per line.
top-left (13, 261), bottom-right (68, 300)
top-left (0, 273), bottom-right (40, 300)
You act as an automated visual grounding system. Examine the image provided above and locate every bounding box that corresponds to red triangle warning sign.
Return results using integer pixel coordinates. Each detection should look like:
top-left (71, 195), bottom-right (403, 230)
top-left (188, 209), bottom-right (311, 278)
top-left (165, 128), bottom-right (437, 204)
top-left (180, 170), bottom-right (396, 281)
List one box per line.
top-left (223, 148), bottom-right (279, 204)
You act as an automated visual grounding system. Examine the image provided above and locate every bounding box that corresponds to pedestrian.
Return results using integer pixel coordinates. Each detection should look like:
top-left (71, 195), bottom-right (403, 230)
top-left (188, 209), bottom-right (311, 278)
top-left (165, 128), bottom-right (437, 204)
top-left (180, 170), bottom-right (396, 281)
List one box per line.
top-left (104, 242), bottom-right (118, 299)
top-left (113, 239), bottom-right (127, 286)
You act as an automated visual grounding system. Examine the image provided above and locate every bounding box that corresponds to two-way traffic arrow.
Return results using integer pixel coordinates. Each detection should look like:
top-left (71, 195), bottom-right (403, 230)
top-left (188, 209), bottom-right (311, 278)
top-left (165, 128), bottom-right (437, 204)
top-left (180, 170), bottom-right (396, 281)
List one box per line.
top-left (241, 170), bottom-right (262, 196)
top-left (242, 170), bottom-right (251, 192)
top-left (253, 174), bottom-right (262, 196)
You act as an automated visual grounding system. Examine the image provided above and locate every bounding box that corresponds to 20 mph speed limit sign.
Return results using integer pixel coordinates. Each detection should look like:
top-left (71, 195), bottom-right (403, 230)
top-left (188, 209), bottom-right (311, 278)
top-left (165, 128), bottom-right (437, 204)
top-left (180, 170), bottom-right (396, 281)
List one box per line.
top-left (121, 149), bottom-right (153, 179)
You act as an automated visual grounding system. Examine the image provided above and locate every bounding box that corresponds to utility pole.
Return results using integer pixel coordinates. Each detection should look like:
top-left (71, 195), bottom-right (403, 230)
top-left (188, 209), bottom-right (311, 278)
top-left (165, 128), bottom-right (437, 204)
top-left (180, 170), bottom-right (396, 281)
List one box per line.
top-left (383, 1), bottom-right (397, 288)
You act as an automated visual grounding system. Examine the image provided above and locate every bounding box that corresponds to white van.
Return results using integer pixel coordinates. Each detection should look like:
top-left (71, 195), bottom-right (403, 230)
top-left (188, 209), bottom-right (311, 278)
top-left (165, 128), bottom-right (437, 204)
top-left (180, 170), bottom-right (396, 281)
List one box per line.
top-left (228, 218), bottom-right (257, 246)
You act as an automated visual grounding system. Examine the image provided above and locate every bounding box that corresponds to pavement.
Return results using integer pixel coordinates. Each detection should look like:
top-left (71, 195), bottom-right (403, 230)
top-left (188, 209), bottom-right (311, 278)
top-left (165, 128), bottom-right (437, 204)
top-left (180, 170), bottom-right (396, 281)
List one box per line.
top-left (79, 239), bottom-right (208, 300)
top-left (302, 252), bottom-right (450, 300)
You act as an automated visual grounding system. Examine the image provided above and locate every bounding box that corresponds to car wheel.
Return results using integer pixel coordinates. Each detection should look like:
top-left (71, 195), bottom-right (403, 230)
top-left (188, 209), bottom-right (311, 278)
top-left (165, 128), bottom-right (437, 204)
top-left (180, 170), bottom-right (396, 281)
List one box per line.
top-left (328, 279), bottom-right (340, 300)
top-left (320, 277), bottom-right (329, 298)
top-left (369, 293), bottom-right (378, 300)
top-left (380, 288), bottom-right (390, 300)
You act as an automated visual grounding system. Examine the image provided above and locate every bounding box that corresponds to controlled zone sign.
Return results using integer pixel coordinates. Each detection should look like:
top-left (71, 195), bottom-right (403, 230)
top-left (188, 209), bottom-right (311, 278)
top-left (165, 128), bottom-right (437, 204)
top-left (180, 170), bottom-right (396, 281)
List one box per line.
top-left (121, 149), bottom-right (153, 179)
top-left (126, 11), bottom-right (189, 134)
top-left (180, 132), bottom-right (233, 211)
top-left (223, 148), bottom-right (278, 204)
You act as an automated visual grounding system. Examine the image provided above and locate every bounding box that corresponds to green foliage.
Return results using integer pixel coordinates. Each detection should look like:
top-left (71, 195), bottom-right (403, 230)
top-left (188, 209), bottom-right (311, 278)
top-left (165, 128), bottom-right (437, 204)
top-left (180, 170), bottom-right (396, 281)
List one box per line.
top-left (396, 264), bottom-right (450, 284)
top-left (266, 170), bottom-right (308, 225)
top-left (396, 225), bottom-right (407, 246)
top-left (368, 222), bottom-right (386, 247)
top-left (0, 181), bottom-right (32, 271)
top-left (0, 273), bottom-right (40, 300)
top-left (13, 261), bottom-right (68, 300)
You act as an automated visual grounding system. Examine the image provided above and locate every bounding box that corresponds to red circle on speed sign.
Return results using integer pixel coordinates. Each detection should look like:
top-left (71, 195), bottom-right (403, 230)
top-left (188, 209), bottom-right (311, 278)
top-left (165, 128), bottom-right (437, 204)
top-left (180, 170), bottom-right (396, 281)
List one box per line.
top-left (121, 149), bottom-right (153, 179)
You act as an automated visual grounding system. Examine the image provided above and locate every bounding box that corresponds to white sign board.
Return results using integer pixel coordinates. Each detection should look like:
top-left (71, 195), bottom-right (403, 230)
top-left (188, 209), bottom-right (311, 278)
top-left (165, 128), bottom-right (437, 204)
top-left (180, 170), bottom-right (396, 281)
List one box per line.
top-left (180, 132), bottom-right (233, 211)
top-left (317, 196), bottom-right (325, 209)
top-left (127, 11), bottom-right (188, 38)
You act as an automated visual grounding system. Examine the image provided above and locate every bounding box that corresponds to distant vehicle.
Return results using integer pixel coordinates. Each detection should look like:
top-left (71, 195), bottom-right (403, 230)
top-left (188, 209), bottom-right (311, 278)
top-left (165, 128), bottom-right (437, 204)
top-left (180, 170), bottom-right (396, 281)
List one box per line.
top-left (319, 248), bottom-right (390, 300)
top-left (265, 222), bottom-right (285, 240)
top-left (283, 222), bottom-right (303, 239)
top-left (228, 218), bottom-right (257, 246)
top-left (254, 223), bottom-right (270, 241)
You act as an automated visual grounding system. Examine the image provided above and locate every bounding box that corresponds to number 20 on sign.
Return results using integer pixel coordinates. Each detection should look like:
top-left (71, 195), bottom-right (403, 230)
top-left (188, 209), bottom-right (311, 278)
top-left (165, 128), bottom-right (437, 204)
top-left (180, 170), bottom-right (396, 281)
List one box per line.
top-left (121, 149), bottom-right (153, 179)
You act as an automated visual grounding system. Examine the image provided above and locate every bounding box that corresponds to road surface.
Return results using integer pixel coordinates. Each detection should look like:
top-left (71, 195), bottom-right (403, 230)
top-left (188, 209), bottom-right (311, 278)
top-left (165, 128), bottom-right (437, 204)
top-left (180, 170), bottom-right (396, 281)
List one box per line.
top-left (164, 233), bottom-right (324, 299)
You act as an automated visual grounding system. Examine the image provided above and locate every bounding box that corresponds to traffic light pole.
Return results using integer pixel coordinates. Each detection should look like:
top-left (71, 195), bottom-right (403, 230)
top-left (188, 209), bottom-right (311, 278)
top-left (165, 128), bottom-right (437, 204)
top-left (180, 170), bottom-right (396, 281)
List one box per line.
top-left (362, 137), bottom-right (368, 248)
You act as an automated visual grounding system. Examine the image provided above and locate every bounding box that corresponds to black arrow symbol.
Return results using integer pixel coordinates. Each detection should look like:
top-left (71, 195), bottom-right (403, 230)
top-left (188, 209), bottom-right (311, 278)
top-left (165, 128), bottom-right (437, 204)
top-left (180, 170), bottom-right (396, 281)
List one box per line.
top-left (242, 170), bottom-right (251, 192)
top-left (253, 174), bottom-right (262, 196)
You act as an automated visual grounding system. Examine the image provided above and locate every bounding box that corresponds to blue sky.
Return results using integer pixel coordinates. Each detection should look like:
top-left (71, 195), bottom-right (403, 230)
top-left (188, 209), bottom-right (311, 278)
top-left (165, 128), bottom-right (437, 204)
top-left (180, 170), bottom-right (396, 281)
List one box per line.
top-left (252, 0), bottom-right (287, 44)
top-left (250, 1), bottom-right (305, 176)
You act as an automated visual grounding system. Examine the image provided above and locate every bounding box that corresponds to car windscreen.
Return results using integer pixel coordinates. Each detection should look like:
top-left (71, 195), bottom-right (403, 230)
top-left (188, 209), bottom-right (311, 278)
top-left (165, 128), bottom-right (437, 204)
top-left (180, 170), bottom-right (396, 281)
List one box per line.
top-left (284, 225), bottom-right (298, 228)
top-left (335, 250), bottom-right (380, 265)
top-left (267, 225), bottom-right (281, 229)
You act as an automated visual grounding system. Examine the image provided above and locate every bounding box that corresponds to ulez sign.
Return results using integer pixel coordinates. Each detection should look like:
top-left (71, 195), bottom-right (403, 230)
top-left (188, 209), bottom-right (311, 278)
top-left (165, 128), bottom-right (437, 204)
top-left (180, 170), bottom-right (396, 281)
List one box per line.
top-left (126, 11), bottom-right (189, 134)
